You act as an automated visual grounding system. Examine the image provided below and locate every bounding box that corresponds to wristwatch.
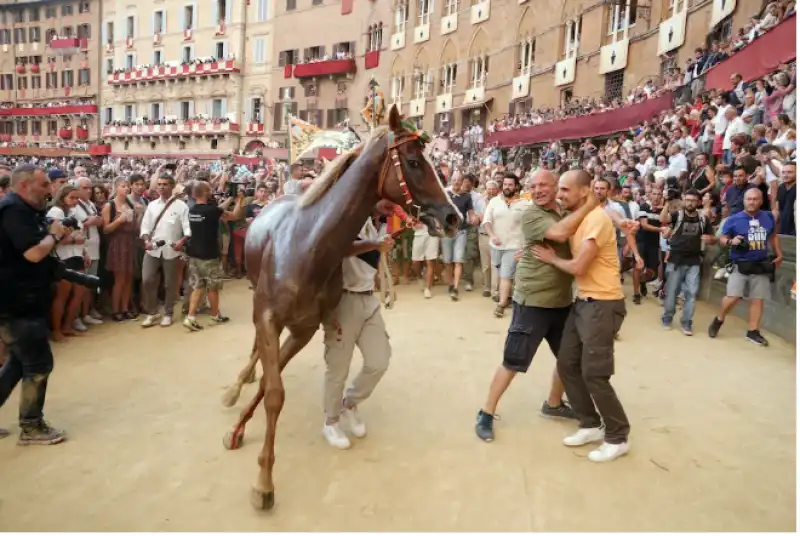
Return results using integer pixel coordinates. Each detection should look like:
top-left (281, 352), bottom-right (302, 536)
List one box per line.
top-left (51, 233), bottom-right (62, 244)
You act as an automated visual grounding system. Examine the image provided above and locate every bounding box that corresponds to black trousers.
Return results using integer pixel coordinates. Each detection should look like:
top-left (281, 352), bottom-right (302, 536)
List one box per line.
top-left (0, 316), bottom-right (54, 424)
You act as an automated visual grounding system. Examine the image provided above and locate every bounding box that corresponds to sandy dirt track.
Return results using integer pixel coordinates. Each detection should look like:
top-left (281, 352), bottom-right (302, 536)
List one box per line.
top-left (0, 281), bottom-right (795, 531)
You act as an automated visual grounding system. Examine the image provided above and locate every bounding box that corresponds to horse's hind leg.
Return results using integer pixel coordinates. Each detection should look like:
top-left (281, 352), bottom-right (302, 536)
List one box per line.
top-left (251, 309), bottom-right (283, 511)
top-left (222, 328), bottom-right (316, 451)
top-left (221, 338), bottom-right (259, 408)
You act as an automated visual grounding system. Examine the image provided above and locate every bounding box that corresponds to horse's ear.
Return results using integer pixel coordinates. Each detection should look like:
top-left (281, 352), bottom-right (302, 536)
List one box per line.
top-left (388, 104), bottom-right (401, 131)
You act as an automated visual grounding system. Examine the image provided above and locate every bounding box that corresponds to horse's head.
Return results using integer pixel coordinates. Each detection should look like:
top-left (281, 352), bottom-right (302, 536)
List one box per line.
top-left (377, 105), bottom-right (460, 237)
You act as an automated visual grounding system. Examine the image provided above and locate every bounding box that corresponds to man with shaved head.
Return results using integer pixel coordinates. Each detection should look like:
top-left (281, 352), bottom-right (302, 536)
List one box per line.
top-left (532, 169), bottom-right (630, 463)
top-left (475, 169), bottom-right (599, 442)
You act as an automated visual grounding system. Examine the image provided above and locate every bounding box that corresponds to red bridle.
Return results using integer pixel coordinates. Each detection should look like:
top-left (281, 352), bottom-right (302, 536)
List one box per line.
top-left (377, 131), bottom-right (421, 208)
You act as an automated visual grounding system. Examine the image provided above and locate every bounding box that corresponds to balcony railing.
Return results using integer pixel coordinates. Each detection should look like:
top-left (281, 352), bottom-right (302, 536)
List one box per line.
top-left (245, 122), bottom-right (265, 135)
top-left (486, 92), bottom-right (675, 147)
top-left (102, 120), bottom-right (241, 138)
top-left (108, 60), bottom-right (241, 86)
top-left (0, 105), bottom-right (98, 116)
top-left (293, 58), bottom-right (357, 79)
top-left (49, 38), bottom-right (88, 50)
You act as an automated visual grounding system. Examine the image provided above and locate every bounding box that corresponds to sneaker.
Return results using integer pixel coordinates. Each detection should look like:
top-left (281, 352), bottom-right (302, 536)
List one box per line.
top-left (540, 400), bottom-right (578, 420)
top-left (746, 330), bottom-right (769, 346)
top-left (142, 313), bottom-right (161, 328)
top-left (322, 422), bottom-right (351, 449)
top-left (340, 404), bottom-right (366, 438)
top-left (475, 409), bottom-right (497, 442)
top-left (639, 282), bottom-right (648, 297)
top-left (112, 313), bottom-right (128, 323)
top-left (82, 314), bottom-right (103, 326)
top-left (449, 286), bottom-right (459, 301)
top-left (125, 311), bottom-right (139, 321)
top-left (588, 441), bottom-right (630, 462)
top-left (632, 294), bottom-right (641, 305)
top-left (423, 288), bottom-right (432, 299)
top-left (661, 320), bottom-right (672, 330)
top-left (72, 318), bottom-right (88, 332)
top-left (492, 294), bottom-right (500, 303)
top-left (211, 314), bottom-right (230, 324)
top-left (183, 317), bottom-right (204, 332)
top-left (18, 420), bottom-right (67, 446)
top-left (563, 426), bottom-right (605, 447)
top-left (160, 315), bottom-right (173, 327)
top-left (482, 290), bottom-right (491, 298)
top-left (0, 427), bottom-right (9, 439)
top-left (681, 325), bottom-right (693, 336)
top-left (465, 283), bottom-right (473, 292)
top-left (647, 278), bottom-right (663, 289)
top-left (89, 309), bottom-right (103, 321)
top-left (714, 267), bottom-right (727, 280)
top-left (493, 304), bottom-right (505, 318)
top-left (708, 317), bottom-right (723, 338)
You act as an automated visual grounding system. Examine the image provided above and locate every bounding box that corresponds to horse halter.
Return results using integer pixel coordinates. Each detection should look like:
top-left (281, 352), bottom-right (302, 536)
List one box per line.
top-left (377, 130), bottom-right (423, 209)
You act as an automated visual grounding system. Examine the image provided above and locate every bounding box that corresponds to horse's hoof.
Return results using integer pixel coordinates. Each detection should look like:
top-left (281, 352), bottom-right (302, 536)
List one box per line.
top-left (222, 429), bottom-right (244, 450)
top-left (251, 487), bottom-right (275, 510)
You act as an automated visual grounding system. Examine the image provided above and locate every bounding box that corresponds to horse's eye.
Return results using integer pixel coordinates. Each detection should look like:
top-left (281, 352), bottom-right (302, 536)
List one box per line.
top-left (408, 160), bottom-right (420, 168)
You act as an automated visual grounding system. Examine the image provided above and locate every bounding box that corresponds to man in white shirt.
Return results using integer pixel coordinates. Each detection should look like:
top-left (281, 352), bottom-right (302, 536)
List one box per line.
top-left (483, 172), bottom-right (531, 318)
top-left (666, 144), bottom-right (688, 179)
top-left (636, 148), bottom-right (654, 177)
top-left (321, 217), bottom-right (393, 450)
top-left (72, 177), bottom-right (104, 330)
top-left (722, 107), bottom-right (747, 166)
top-left (140, 173), bottom-right (191, 328)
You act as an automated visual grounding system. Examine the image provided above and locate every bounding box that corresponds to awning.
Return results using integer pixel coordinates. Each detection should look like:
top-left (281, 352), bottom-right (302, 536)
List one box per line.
top-left (456, 97), bottom-right (494, 111)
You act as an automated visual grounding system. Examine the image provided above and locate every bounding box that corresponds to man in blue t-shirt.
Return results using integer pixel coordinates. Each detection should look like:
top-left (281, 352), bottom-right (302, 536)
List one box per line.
top-left (708, 188), bottom-right (783, 346)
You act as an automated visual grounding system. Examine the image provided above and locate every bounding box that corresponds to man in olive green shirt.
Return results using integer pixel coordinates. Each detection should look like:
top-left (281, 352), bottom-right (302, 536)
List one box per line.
top-left (475, 170), bottom-right (599, 442)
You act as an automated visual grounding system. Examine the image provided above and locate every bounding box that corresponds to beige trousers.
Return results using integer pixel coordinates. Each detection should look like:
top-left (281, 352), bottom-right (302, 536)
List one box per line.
top-left (322, 292), bottom-right (391, 420)
top-left (478, 233), bottom-right (498, 296)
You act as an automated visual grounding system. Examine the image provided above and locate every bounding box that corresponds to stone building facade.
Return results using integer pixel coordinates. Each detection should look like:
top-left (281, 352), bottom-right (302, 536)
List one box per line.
top-left (387, 0), bottom-right (762, 135)
top-left (269, 0), bottom-right (392, 140)
top-left (0, 0), bottom-right (103, 158)
top-left (99, 0), bottom-right (275, 159)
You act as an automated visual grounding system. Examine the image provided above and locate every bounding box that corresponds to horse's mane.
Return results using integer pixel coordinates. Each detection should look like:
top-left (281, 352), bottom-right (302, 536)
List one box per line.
top-left (296, 125), bottom-right (391, 208)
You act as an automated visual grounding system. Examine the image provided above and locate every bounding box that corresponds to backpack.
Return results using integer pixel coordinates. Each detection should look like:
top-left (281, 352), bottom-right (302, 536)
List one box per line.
top-left (671, 209), bottom-right (707, 235)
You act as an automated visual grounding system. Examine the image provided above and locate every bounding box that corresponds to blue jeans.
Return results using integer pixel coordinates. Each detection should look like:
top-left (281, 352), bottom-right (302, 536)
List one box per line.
top-left (662, 263), bottom-right (700, 328)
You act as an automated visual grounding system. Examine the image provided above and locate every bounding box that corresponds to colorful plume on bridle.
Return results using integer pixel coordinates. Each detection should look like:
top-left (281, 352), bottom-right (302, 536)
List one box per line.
top-left (399, 120), bottom-right (431, 145)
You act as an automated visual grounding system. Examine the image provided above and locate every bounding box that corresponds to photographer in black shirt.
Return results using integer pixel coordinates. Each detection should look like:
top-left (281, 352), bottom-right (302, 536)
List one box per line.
top-left (0, 165), bottom-right (70, 445)
top-left (182, 181), bottom-right (245, 332)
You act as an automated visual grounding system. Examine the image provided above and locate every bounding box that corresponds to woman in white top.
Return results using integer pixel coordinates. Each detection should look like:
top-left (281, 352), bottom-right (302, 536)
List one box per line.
top-left (46, 184), bottom-right (88, 341)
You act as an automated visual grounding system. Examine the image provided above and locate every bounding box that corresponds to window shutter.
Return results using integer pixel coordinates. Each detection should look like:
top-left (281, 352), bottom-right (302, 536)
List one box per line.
top-left (225, 0), bottom-right (232, 22)
top-left (507, 102), bottom-right (514, 116)
top-left (319, 45), bottom-right (325, 58)
top-left (302, 47), bottom-right (309, 61)
top-left (102, 21), bottom-right (108, 43)
top-left (179, 8), bottom-right (185, 31)
top-left (212, 0), bottom-right (219, 23)
top-left (349, 41), bottom-right (356, 56)
top-left (433, 114), bottom-right (440, 134)
top-left (293, 49), bottom-right (299, 64)
top-left (221, 98), bottom-right (227, 117)
top-left (278, 51), bottom-right (285, 67)
top-left (149, 12), bottom-right (153, 35)
top-left (273, 102), bottom-right (282, 131)
top-left (326, 109), bottom-right (334, 128)
top-left (290, 102), bottom-right (297, 115)
top-left (162, 10), bottom-right (167, 32)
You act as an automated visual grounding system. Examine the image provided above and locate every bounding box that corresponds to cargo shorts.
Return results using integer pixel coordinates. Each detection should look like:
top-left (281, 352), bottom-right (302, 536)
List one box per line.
top-left (188, 257), bottom-right (224, 291)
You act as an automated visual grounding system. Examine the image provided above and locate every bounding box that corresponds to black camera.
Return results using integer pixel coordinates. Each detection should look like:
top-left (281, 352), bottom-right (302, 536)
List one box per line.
top-left (45, 216), bottom-right (79, 229)
top-left (245, 187), bottom-right (255, 197)
top-left (53, 260), bottom-right (101, 289)
top-left (164, 163), bottom-right (177, 172)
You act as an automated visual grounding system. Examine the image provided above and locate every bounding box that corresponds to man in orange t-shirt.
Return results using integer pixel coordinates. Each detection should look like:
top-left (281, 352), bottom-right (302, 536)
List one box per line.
top-left (533, 170), bottom-right (630, 464)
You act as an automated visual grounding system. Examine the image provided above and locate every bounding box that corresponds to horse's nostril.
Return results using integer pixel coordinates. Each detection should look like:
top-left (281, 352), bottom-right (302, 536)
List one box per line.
top-left (445, 214), bottom-right (458, 226)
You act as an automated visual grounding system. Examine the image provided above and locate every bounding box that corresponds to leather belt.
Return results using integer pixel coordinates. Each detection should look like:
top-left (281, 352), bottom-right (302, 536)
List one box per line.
top-left (344, 289), bottom-right (374, 296)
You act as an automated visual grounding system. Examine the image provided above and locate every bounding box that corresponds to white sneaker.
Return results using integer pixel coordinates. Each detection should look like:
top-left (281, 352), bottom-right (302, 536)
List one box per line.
top-left (322, 422), bottom-right (351, 449)
top-left (713, 267), bottom-right (727, 280)
top-left (89, 309), bottom-right (103, 320)
top-left (465, 283), bottom-right (473, 291)
top-left (142, 314), bottom-right (161, 328)
top-left (563, 427), bottom-right (605, 447)
top-left (423, 288), bottom-right (432, 299)
top-left (160, 315), bottom-right (173, 327)
top-left (588, 441), bottom-right (630, 462)
top-left (341, 405), bottom-right (366, 438)
top-left (83, 314), bottom-right (103, 326)
top-left (72, 318), bottom-right (88, 332)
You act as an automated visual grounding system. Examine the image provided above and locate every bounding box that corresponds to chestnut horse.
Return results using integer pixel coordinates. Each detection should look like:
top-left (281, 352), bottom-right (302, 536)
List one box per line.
top-left (222, 106), bottom-right (460, 510)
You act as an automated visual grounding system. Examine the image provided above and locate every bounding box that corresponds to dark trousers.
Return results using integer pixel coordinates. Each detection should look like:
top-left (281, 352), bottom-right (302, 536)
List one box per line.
top-left (557, 298), bottom-right (630, 444)
top-left (0, 317), bottom-right (54, 424)
top-left (462, 226), bottom-right (481, 285)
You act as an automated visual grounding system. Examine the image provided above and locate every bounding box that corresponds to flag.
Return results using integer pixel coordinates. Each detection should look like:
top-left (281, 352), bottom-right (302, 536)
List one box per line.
top-left (288, 115), bottom-right (360, 163)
